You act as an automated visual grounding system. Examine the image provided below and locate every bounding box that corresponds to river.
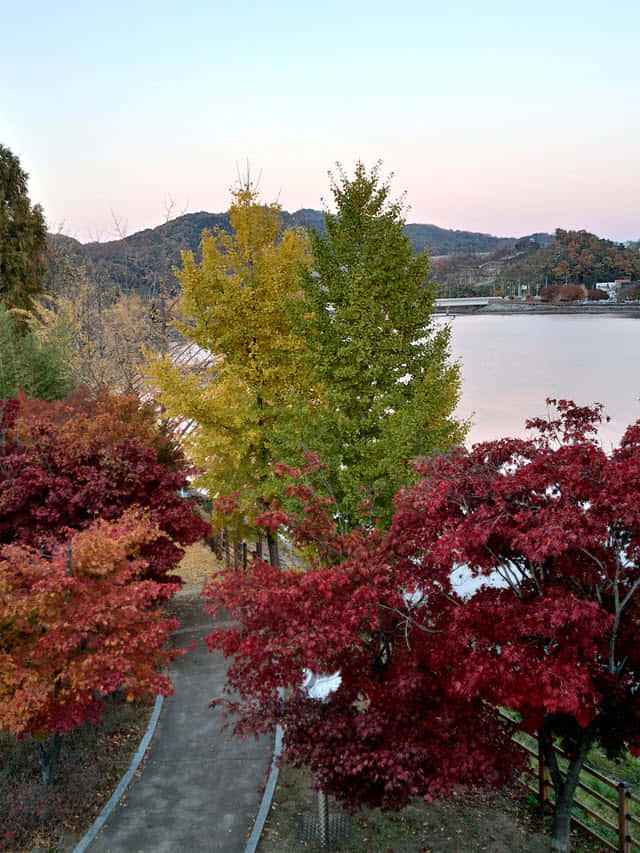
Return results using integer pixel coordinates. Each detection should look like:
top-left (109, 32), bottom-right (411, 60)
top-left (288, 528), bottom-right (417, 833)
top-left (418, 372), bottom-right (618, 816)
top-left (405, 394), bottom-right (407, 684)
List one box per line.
top-left (443, 314), bottom-right (640, 450)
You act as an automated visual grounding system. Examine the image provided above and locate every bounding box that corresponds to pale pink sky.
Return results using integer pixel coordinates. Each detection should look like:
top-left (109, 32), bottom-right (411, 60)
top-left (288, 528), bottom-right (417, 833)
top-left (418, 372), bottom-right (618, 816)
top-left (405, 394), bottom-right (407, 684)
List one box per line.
top-left (3, 0), bottom-right (638, 243)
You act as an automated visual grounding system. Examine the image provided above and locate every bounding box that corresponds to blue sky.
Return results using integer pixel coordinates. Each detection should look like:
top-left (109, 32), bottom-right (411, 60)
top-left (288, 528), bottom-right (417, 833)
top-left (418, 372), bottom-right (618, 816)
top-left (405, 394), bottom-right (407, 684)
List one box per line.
top-left (3, 0), bottom-right (639, 242)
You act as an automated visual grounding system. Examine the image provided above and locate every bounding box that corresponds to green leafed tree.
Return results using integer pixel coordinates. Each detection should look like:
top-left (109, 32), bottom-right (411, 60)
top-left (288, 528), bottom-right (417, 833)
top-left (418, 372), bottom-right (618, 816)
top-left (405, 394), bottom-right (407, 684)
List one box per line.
top-left (0, 145), bottom-right (47, 312)
top-left (0, 302), bottom-right (71, 400)
top-left (149, 182), bottom-right (311, 563)
top-left (288, 162), bottom-right (466, 526)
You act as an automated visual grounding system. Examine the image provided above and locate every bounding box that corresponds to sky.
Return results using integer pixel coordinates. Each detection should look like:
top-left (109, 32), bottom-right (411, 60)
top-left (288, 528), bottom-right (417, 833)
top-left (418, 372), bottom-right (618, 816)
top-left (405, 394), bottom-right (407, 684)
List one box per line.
top-left (3, 0), bottom-right (639, 244)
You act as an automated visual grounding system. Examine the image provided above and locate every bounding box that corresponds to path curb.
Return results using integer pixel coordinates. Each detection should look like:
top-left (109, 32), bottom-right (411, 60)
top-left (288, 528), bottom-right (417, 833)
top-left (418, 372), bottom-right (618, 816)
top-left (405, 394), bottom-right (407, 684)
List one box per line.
top-left (244, 724), bottom-right (284, 853)
top-left (71, 694), bottom-right (164, 853)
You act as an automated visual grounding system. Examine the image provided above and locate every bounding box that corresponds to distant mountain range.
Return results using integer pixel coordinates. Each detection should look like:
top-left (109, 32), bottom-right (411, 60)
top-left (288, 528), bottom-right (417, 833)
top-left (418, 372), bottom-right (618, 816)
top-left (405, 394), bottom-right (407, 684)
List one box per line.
top-left (47, 209), bottom-right (551, 295)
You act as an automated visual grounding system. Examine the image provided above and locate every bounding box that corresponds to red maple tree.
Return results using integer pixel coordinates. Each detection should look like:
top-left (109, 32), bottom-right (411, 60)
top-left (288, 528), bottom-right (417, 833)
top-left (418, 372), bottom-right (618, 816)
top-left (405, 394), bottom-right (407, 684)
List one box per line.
top-left (0, 390), bottom-right (209, 782)
top-left (205, 404), bottom-right (640, 853)
top-left (0, 389), bottom-right (209, 587)
top-left (0, 511), bottom-right (180, 783)
top-left (204, 456), bottom-right (524, 808)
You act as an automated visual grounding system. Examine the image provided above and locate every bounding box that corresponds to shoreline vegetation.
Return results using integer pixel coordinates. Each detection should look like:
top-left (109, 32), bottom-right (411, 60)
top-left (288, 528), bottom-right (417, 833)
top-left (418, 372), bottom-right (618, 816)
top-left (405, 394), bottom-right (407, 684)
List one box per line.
top-left (435, 300), bottom-right (640, 317)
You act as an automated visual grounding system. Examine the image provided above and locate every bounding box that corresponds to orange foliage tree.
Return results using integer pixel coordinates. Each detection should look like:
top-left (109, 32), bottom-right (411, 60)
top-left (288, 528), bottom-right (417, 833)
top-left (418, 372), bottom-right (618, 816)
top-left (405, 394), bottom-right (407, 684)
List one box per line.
top-left (0, 512), bottom-right (180, 783)
top-left (0, 390), bottom-right (209, 782)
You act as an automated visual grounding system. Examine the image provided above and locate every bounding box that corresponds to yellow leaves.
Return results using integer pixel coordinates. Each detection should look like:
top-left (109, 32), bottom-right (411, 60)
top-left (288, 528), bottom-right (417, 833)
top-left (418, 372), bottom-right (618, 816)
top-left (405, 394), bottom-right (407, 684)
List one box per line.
top-left (35, 278), bottom-right (167, 393)
top-left (228, 186), bottom-right (281, 254)
top-left (149, 179), bottom-right (314, 534)
top-left (70, 510), bottom-right (158, 577)
top-left (171, 188), bottom-right (310, 394)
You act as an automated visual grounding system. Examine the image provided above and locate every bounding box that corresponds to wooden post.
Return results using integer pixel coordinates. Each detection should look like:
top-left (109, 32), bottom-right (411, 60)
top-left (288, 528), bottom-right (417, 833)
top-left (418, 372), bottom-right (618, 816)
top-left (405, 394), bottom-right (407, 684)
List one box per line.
top-left (538, 738), bottom-right (551, 811)
top-left (618, 782), bottom-right (631, 853)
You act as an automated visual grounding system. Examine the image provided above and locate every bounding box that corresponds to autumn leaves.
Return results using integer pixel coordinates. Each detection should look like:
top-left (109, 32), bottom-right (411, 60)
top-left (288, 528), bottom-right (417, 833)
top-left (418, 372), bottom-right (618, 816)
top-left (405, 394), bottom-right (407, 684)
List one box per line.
top-left (151, 163), bottom-right (464, 542)
top-left (0, 392), bottom-right (207, 781)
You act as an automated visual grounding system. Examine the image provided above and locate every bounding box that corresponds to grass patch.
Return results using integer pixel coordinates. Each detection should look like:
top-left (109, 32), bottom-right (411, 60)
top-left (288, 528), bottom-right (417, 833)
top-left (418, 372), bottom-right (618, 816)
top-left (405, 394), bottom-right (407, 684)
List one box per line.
top-left (587, 746), bottom-right (640, 787)
top-left (256, 762), bottom-right (609, 852)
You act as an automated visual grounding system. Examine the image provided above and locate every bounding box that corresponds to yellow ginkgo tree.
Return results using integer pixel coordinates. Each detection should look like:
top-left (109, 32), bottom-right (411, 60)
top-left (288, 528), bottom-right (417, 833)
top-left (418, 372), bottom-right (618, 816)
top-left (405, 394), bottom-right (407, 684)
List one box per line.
top-left (149, 182), bottom-right (311, 565)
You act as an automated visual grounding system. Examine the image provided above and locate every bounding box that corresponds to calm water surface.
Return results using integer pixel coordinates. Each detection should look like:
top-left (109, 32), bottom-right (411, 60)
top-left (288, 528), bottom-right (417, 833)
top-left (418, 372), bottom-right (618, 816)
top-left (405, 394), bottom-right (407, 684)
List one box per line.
top-left (444, 315), bottom-right (640, 449)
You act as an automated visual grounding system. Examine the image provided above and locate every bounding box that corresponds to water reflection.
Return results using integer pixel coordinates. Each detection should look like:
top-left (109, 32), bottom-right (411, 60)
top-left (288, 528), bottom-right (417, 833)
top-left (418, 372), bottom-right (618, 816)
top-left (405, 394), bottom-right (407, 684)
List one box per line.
top-left (442, 315), bottom-right (640, 450)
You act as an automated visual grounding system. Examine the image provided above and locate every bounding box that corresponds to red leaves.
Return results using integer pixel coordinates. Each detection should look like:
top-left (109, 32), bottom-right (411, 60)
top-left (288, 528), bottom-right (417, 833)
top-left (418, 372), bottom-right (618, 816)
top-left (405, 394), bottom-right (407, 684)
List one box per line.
top-left (0, 390), bottom-right (209, 585)
top-left (204, 401), bottom-right (640, 813)
top-left (0, 512), bottom-right (179, 739)
top-left (390, 401), bottom-right (640, 752)
top-left (0, 390), bottom-right (210, 748)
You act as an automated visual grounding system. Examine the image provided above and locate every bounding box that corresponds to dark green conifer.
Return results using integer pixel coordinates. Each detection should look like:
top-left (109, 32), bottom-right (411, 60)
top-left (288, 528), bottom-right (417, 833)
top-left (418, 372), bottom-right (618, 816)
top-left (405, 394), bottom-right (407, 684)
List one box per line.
top-left (0, 145), bottom-right (47, 312)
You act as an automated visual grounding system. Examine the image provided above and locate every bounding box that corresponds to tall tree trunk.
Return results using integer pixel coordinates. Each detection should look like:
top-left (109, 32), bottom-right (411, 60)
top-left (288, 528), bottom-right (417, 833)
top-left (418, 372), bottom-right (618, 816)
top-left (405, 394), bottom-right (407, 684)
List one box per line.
top-left (266, 529), bottom-right (280, 569)
top-left (541, 731), bottom-right (592, 853)
top-left (260, 492), bottom-right (280, 569)
top-left (257, 531), bottom-right (263, 560)
top-left (34, 732), bottom-right (63, 786)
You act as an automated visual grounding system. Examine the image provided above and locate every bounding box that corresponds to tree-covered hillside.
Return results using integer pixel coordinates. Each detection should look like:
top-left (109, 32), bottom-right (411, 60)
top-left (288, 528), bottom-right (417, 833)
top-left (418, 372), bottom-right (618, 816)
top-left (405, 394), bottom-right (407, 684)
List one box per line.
top-left (432, 228), bottom-right (640, 296)
top-left (46, 210), bottom-right (518, 295)
top-left (506, 228), bottom-right (640, 288)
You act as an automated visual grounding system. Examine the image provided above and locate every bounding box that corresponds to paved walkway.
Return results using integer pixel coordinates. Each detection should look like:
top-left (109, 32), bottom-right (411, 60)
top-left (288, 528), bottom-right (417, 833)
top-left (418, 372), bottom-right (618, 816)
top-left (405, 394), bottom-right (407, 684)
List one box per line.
top-left (88, 592), bottom-right (273, 853)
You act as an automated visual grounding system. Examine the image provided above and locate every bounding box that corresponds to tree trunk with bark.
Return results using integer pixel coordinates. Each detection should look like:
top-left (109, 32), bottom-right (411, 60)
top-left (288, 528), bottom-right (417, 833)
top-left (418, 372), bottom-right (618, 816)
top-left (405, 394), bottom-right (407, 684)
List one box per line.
top-left (34, 732), bottom-right (63, 786)
top-left (266, 529), bottom-right (280, 569)
top-left (540, 728), bottom-right (592, 853)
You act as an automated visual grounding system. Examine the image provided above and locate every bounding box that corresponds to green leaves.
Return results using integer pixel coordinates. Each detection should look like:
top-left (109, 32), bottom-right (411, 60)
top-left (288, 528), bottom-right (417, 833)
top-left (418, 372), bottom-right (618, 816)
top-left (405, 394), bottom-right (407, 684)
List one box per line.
top-left (0, 145), bottom-right (47, 313)
top-left (0, 302), bottom-right (71, 400)
top-left (288, 162), bottom-right (465, 525)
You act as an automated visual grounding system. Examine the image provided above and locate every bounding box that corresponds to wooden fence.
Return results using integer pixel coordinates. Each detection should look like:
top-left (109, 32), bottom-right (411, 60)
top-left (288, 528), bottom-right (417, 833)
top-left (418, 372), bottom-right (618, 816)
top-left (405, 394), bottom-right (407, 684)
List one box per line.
top-left (206, 529), bottom-right (301, 572)
top-left (206, 529), bottom-right (256, 571)
top-left (205, 529), bottom-right (279, 572)
top-left (501, 709), bottom-right (640, 852)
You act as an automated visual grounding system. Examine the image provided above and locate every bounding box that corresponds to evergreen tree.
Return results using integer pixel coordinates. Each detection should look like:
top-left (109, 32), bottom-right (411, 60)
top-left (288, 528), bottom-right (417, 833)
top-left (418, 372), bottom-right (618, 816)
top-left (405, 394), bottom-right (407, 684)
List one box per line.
top-left (290, 162), bottom-right (465, 526)
top-left (0, 145), bottom-right (47, 311)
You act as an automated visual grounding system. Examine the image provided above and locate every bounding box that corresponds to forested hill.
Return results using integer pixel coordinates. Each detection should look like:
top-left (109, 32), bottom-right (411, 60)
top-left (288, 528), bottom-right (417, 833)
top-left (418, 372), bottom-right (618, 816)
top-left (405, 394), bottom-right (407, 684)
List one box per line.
top-left (430, 228), bottom-right (640, 296)
top-left (502, 228), bottom-right (640, 287)
top-left (46, 209), bottom-right (519, 295)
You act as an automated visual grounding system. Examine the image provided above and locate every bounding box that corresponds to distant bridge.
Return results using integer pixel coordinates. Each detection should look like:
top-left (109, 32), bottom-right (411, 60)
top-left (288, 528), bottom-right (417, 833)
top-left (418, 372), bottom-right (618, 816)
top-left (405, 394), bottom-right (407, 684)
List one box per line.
top-left (435, 297), bottom-right (491, 311)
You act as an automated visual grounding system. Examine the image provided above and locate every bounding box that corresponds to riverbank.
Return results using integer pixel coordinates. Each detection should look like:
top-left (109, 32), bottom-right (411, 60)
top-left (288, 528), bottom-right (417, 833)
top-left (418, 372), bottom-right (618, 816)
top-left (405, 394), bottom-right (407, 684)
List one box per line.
top-left (436, 301), bottom-right (640, 317)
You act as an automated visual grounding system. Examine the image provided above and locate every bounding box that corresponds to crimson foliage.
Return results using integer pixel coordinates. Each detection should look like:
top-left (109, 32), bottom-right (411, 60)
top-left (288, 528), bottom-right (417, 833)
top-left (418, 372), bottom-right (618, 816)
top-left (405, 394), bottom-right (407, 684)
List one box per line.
top-left (204, 456), bottom-right (523, 810)
top-left (205, 405), bottom-right (640, 851)
top-left (0, 390), bottom-right (209, 586)
top-left (388, 400), bottom-right (640, 850)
